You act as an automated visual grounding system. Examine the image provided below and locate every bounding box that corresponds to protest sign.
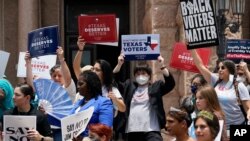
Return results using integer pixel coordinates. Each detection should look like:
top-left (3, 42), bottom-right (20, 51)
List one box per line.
top-left (78, 14), bottom-right (117, 43)
top-left (121, 34), bottom-right (160, 60)
top-left (28, 25), bottom-right (59, 58)
top-left (3, 115), bottom-right (36, 141)
top-left (180, 0), bottom-right (219, 49)
top-left (17, 52), bottom-right (57, 79)
top-left (226, 39), bottom-right (250, 63)
top-left (61, 107), bottom-right (94, 141)
top-left (0, 50), bottom-right (10, 79)
top-left (170, 42), bottom-right (211, 73)
top-left (94, 18), bottom-right (119, 46)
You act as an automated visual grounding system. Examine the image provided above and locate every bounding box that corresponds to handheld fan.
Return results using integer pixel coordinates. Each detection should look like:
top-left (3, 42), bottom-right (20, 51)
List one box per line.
top-left (33, 78), bottom-right (74, 127)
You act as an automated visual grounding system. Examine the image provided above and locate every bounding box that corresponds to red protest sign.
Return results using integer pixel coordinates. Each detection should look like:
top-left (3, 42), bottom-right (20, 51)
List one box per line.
top-left (170, 42), bottom-right (211, 73)
top-left (78, 14), bottom-right (117, 43)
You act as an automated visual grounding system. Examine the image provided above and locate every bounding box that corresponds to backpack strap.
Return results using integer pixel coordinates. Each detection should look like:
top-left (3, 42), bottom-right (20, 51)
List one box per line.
top-left (233, 80), bottom-right (242, 105)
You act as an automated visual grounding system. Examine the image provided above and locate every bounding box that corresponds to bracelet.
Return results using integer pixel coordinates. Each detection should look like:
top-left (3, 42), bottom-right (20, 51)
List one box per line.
top-left (160, 66), bottom-right (167, 70)
top-left (78, 49), bottom-right (84, 52)
top-left (59, 58), bottom-right (65, 62)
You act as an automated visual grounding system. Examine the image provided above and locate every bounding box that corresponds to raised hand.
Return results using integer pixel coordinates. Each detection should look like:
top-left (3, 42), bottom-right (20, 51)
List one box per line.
top-left (77, 36), bottom-right (86, 51)
top-left (57, 46), bottom-right (65, 62)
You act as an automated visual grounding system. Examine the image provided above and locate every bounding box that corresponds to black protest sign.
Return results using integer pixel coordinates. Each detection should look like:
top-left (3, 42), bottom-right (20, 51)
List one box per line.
top-left (180, 0), bottom-right (219, 49)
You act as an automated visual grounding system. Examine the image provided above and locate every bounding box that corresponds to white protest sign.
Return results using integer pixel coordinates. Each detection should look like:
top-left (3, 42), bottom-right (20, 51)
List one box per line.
top-left (215, 120), bottom-right (224, 141)
top-left (0, 50), bottom-right (10, 79)
top-left (17, 52), bottom-right (57, 79)
top-left (61, 107), bottom-right (94, 141)
top-left (121, 34), bottom-right (160, 60)
top-left (3, 115), bottom-right (36, 141)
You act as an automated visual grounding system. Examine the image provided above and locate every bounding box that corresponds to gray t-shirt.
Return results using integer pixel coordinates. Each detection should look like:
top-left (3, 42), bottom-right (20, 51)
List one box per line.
top-left (211, 74), bottom-right (250, 129)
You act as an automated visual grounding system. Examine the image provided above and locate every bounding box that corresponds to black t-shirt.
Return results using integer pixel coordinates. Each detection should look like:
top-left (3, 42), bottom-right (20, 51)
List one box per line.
top-left (2, 105), bottom-right (52, 137)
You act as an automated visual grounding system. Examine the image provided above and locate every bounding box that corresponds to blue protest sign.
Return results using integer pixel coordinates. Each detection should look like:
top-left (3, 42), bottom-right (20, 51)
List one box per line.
top-left (28, 25), bottom-right (59, 58)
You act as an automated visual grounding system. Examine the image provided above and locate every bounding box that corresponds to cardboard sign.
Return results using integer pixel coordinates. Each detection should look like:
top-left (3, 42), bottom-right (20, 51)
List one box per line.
top-left (0, 50), bottom-right (10, 79)
top-left (226, 39), bottom-right (250, 62)
top-left (121, 34), bottom-right (160, 60)
top-left (17, 52), bottom-right (57, 78)
top-left (170, 42), bottom-right (211, 73)
top-left (78, 14), bottom-right (117, 43)
top-left (3, 116), bottom-right (36, 141)
top-left (180, 0), bottom-right (219, 49)
top-left (28, 25), bottom-right (59, 58)
top-left (61, 107), bottom-right (94, 141)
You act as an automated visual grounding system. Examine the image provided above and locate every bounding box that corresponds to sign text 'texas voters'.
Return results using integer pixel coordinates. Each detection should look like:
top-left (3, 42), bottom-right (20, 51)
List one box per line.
top-left (121, 34), bottom-right (160, 61)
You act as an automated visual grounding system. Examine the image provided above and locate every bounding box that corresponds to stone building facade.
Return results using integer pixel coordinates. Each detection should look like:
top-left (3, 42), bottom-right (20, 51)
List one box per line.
top-left (0, 0), bottom-right (250, 140)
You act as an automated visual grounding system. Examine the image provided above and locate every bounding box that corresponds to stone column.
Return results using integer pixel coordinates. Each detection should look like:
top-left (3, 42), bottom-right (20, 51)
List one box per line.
top-left (17, 0), bottom-right (40, 83)
top-left (18, 0), bottom-right (39, 52)
top-left (1, 0), bottom-right (18, 84)
top-left (0, 0), bottom-right (3, 50)
top-left (143, 0), bottom-right (183, 140)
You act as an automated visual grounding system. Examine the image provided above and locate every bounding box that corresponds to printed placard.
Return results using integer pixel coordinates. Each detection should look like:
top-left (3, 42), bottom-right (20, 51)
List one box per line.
top-left (78, 14), bottom-right (117, 43)
top-left (226, 39), bottom-right (250, 61)
top-left (93, 18), bottom-right (119, 46)
top-left (28, 25), bottom-right (59, 58)
top-left (170, 42), bottom-right (211, 73)
top-left (121, 34), bottom-right (160, 60)
top-left (0, 50), bottom-right (10, 78)
top-left (17, 52), bottom-right (57, 78)
top-left (3, 115), bottom-right (36, 141)
top-left (61, 107), bottom-right (94, 141)
top-left (180, 0), bottom-right (219, 49)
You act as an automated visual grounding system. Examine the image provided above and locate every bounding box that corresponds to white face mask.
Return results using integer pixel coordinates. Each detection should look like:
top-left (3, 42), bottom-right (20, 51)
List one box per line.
top-left (136, 75), bottom-right (149, 85)
top-left (237, 75), bottom-right (246, 83)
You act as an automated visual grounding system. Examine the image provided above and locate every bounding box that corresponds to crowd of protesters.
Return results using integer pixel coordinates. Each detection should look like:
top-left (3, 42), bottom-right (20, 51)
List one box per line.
top-left (0, 36), bottom-right (250, 141)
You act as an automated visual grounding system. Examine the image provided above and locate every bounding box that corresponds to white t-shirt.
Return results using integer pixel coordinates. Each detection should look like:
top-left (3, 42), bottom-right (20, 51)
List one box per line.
top-left (64, 79), bottom-right (76, 103)
top-left (211, 74), bottom-right (250, 129)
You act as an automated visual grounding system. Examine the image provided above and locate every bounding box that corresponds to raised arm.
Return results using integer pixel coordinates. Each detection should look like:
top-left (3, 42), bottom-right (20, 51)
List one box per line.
top-left (190, 49), bottom-right (212, 83)
top-left (113, 53), bottom-right (125, 73)
top-left (158, 55), bottom-right (169, 77)
top-left (57, 46), bottom-right (72, 87)
top-left (73, 36), bottom-right (86, 79)
top-left (157, 55), bottom-right (175, 95)
top-left (25, 51), bottom-right (35, 91)
top-left (241, 61), bottom-right (250, 84)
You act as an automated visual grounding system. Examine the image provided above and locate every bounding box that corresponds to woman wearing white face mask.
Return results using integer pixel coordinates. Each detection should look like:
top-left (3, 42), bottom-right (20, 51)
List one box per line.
top-left (113, 54), bottom-right (175, 141)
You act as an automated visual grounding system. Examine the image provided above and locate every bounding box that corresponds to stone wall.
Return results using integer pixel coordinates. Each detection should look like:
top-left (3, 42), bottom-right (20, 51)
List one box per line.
top-left (142, 0), bottom-right (218, 140)
top-left (143, 0), bottom-right (184, 140)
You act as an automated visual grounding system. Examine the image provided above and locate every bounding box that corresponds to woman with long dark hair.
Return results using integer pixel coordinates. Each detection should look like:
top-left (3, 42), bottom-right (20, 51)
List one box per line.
top-left (191, 50), bottom-right (250, 129)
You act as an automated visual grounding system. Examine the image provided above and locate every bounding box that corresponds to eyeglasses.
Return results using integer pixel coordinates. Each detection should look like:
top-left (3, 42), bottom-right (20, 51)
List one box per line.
top-left (218, 66), bottom-right (225, 70)
top-left (192, 82), bottom-right (201, 87)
